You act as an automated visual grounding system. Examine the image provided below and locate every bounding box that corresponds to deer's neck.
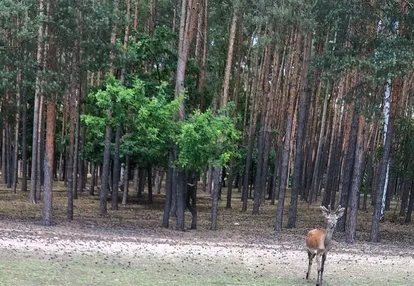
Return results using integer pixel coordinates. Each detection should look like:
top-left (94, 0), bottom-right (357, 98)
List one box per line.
top-left (324, 227), bottom-right (334, 245)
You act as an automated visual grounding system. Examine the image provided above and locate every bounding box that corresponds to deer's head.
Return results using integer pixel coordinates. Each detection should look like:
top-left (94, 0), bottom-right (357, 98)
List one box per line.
top-left (320, 205), bottom-right (345, 230)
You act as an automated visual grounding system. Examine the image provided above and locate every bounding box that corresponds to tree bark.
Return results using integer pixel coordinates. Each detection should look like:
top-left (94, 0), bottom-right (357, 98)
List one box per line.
top-left (370, 82), bottom-right (393, 242)
top-left (89, 163), bottom-right (96, 195)
top-left (162, 151), bottom-right (174, 227)
top-left (21, 99), bottom-right (28, 192)
top-left (337, 84), bottom-right (360, 232)
top-left (100, 120), bottom-right (112, 216)
top-left (147, 165), bottom-right (153, 204)
top-left (405, 182), bottom-right (414, 223)
top-left (122, 156), bottom-right (130, 205)
top-left (111, 127), bottom-right (121, 210)
top-left (12, 69), bottom-right (22, 193)
top-left (287, 33), bottom-right (312, 228)
top-left (30, 0), bottom-right (45, 203)
top-left (346, 115), bottom-right (366, 243)
top-left (43, 0), bottom-right (57, 226)
top-left (275, 31), bottom-right (301, 231)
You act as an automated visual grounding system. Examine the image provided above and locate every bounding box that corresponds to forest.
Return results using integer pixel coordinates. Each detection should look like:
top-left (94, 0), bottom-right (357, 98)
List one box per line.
top-left (1, 0), bottom-right (414, 250)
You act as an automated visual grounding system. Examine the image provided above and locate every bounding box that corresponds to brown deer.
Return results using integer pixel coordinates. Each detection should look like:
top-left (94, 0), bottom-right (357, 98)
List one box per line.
top-left (305, 205), bottom-right (345, 286)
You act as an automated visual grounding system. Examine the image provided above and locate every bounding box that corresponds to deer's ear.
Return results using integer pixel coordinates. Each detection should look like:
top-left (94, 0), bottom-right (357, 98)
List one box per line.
top-left (335, 207), bottom-right (345, 219)
top-left (320, 206), bottom-right (330, 218)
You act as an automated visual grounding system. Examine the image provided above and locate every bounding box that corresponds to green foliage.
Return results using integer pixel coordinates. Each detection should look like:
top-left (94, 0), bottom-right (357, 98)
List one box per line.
top-left (392, 117), bottom-right (414, 181)
top-left (175, 108), bottom-right (240, 171)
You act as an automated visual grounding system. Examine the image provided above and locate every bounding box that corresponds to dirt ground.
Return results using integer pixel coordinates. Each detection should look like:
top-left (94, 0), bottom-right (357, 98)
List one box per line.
top-left (0, 183), bottom-right (413, 285)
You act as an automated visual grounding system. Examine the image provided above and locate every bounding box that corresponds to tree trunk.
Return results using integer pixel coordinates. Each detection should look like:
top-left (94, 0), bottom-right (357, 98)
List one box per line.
top-left (405, 182), bottom-right (414, 223)
top-left (36, 96), bottom-right (45, 201)
top-left (226, 158), bottom-right (234, 209)
top-left (210, 166), bottom-right (221, 231)
top-left (72, 101), bottom-right (80, 199)
top-left (111, 127), bottom-right (121, 210)
top-left (89, 162), bottom-right (96, 195)
top-left (100, 121), bottom-right (112, 216)
top-left (43, 0), bottom-right (57, 225)
top-left (275, 31), bottom-right (301, 231)
top-left (370, 82), bottom-right (393, 242)
top-left (173, 0), bottom-right (196, 231)
top-left (309, 86), bottom-right (330, 204)
top-left (12, 70), bottom-right (22, 193)
top-left (21, 99), bottom-right (28, 192)
top-left (287, 33), bottom-right (312, 228)
top-left (1, 121), bottom-right (6, 185)
top-left (400, 182), bottom-right (410, 217)
top-left (30, 0), bottom-right (45, 203)
top-left (122, 156), bottom-right (130, 205)
top-left (346, 116), bottom-right (366, 243)
top-left (162, 151), bottom-right (174, 228)
top-left (337, 84), bottom-right (360, 232)
top-left (147, 165), bottom-right (153, 204)
top-left (138, 167), bottom-right (144, 197)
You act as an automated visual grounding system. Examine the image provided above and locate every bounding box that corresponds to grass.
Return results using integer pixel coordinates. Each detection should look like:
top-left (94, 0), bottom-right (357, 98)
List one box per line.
top-left (0, 249), bottom-right (300, 286)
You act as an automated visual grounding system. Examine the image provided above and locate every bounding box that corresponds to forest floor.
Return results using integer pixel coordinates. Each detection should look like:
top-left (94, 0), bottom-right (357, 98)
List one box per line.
top-left (0, 182), bottom-right (413, 285)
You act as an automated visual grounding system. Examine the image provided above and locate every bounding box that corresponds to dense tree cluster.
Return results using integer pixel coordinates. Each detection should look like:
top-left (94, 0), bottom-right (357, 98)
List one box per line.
top-left (0, 0), bottom-right (413, 242)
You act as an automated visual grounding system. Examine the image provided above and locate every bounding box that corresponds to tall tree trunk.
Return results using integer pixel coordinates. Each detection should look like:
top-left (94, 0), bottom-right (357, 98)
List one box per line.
top-left (162, 151), bottom-right (174, 227)
top-left (1, 120), bottom-right (6, 185)
top-left (21, 99), bottom-right (28, 192)
top-left (100, 119), bottom-right (112, 216)
top-left (309, 86), bottom-right (330, 204)
top-left (173, 0), bottom-right (196, 231)
top-left (337, 83), bottom-right (360, 232)
top-left (213, 8), bottom-right (237, 220)
top-left (210, 166), bottom-right (221, 231)
top-left (89, 163), bottom-right (96, 196)
top-left (12, 69), bottom-right (21, 193)
top-left (72, 101), bottom-right (80, 199)
top-left (42, 0), bottom-right (57, 226)
top-left (275, 31), bottom-right (301, 231)
top-left (147, 165), bottom-right (153, 204)
top-left (346, 115), bottom-right (366, 243)
top-left (111, 127), bottom-right (121, 210)
top-left (371, 79), bottom-right (394, 242)
top-left (36, 96), bottom-right (45, 201)
top-left (30, 0), bottom-right (45, 203)
top-left (67, 4), bottom-right (81, 220)
top-left (405, 182), bottom-right (414, 223)
top-left (287, 33), bottom-right (312, 228)
top-left (148, 0), bottom-right (156, 37)
top-left (121, 0), bottom-right (131, 83)
top-left (122, 156), bottom-right (130, 205)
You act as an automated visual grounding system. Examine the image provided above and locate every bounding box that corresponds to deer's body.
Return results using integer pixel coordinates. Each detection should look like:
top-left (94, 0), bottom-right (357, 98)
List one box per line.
top-left (305, 205), bottom-right (345, 286)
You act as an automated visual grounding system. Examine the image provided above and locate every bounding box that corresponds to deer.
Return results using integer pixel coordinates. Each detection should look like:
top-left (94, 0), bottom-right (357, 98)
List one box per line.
top-left (305, 205), bottom-right (345, 286)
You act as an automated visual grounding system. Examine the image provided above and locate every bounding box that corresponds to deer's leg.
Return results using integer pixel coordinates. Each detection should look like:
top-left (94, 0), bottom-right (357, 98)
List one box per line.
top-left (306, 250), bottom-right (315, 280)
top-left (320, 253), bottom-right (327, 284)
top-left (316, 253), bottom-right (322, 286)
